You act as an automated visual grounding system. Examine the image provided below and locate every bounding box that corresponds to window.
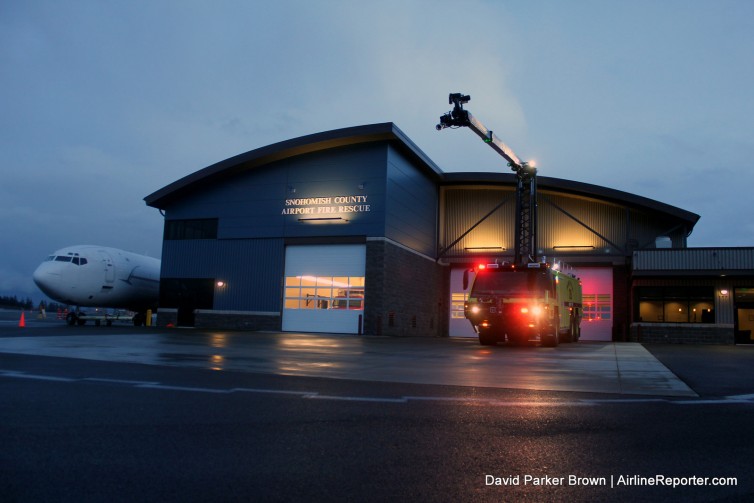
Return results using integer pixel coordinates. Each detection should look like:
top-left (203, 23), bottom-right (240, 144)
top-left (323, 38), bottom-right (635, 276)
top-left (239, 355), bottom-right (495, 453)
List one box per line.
top-left (451, 293), bottom-right (468, 319)
top-left (635, 286), bottom-right (714, 323)
top-left (471, 270), bottom-right (555, 295)
top-left (164, 218), bottom-right (218, 240)
top-left (735, 288), bottom-right (754, 303)
top-left (284, 276), bottom-right (364, 310)
top-left (583, 294), bottom-right (611, 321)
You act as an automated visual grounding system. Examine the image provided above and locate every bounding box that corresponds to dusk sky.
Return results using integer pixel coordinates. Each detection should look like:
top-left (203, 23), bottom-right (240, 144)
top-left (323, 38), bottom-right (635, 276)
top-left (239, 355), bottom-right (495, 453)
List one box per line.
top-left (2, 0), bottom-right (753, 300)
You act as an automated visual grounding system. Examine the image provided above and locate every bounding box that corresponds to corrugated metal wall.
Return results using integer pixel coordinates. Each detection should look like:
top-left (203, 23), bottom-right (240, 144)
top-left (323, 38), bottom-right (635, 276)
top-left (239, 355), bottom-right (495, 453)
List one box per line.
top-left (634, 248), bottom-right (754, 271)
top-left (538, 192), bottom-right (626, 252)
top-left (440, 187), bottom-right (516, 256)
top-left (161, 238), bottom-right (284, 311)
top-left (440, 186), bottom-right (690, 258)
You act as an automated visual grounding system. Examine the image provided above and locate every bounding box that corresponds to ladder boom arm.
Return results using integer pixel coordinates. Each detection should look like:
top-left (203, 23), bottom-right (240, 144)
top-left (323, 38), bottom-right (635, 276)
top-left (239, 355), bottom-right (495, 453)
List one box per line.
top-left (437, 93), bottom-right (523, 168)
top-left (437, 93), bottom-right (538, 264)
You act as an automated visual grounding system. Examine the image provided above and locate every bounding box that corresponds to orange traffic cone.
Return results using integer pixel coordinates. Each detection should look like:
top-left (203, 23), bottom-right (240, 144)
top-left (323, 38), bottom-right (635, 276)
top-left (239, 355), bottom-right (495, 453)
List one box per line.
top-left (18, 311), bottom-right (25, 328)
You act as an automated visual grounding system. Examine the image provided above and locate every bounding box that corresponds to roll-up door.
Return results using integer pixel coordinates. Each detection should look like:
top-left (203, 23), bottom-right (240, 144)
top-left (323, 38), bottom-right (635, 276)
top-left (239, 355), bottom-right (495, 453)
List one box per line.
top-left (449, 267), bottom-right (477, 337)
top-left (282, 244), bottom-right (366, 334)
top-left (573, 267), bottom-right (613, 341)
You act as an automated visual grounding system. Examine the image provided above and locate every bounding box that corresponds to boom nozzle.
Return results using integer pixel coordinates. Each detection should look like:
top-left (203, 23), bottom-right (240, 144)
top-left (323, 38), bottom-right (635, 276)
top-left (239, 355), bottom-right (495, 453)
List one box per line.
top-left (437, 92), bottom-right (472, 130)
top-left (449, 93), bottom-right (471, 106)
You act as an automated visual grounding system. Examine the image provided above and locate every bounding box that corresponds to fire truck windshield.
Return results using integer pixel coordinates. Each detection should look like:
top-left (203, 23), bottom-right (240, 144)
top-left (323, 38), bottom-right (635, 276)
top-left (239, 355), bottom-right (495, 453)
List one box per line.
top-left (471, 270), bottom-right (554, 296)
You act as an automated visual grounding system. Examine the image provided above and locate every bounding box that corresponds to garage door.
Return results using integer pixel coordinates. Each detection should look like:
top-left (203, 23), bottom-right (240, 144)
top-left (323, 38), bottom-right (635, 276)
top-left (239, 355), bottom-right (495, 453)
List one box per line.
top-left (282, 244), bottom-right (366, 334)
top-left (573, 267), bottom-right (613, 341)
top-left (449, 268), bottom-right (476, 338)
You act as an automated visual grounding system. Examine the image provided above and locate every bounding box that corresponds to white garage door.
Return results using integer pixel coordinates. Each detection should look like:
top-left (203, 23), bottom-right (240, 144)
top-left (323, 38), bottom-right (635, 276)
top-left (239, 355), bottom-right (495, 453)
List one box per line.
top-left (573, 267), bottom-right (613, 341)
top-left (449, 268), bottom-right (477, 338)
top-left (282, 244), bottom-right (366, 334)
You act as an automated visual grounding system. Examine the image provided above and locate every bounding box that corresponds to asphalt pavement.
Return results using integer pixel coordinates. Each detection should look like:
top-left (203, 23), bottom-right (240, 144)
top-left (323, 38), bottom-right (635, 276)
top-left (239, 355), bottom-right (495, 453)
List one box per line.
top-left (2, 310), bottom-right (754, 502)
top-left (2, 308), bottom-right (754, 400)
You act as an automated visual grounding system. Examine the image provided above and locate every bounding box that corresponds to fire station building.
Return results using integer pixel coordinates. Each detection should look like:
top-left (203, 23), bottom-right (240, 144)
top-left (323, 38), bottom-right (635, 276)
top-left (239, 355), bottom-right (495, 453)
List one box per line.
top-left (144, 123), bottom-right (754, 344)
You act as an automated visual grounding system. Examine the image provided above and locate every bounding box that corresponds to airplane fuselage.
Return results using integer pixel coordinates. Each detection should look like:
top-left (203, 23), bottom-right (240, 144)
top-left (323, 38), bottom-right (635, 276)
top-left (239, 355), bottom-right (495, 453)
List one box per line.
top-left (33, 245), bottom-right (160, 311)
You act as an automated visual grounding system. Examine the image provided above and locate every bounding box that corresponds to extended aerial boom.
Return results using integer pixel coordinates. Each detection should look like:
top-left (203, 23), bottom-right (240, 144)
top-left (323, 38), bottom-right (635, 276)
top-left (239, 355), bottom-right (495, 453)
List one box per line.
top-left (437, 93), bottom-right (524, 168)
top-left (437, 93), bottom-right (538, 264)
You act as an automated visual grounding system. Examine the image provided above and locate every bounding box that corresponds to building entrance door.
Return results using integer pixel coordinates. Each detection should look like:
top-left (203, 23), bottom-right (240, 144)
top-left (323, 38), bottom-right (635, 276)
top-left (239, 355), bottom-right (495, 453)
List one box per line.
top-left (735, 308), bottom-right (754, 344)
top-left (734, 288), bottom-right (754, 344)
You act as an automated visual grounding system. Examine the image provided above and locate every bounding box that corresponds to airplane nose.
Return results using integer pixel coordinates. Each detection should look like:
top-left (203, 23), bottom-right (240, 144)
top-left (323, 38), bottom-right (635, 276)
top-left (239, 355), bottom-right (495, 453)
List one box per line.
top-left (33, 262), bottom-right (60, 297)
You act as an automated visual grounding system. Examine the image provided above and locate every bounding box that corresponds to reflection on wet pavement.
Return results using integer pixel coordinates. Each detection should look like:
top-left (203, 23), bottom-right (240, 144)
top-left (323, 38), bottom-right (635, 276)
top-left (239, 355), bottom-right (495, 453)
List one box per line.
top-left (0, 331), bottom-right (697, 397)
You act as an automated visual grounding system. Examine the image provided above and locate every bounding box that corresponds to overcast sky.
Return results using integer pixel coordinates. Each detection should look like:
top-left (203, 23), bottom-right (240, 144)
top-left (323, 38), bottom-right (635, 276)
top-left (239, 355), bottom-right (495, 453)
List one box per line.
top-left (2, 0), bottom-right (753, 300)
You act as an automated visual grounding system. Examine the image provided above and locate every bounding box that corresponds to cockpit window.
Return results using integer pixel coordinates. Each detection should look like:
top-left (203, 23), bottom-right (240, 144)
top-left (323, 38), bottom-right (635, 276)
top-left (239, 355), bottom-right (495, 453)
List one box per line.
top-left (79, 258), bottom-right (87, 265)
top-left (54, 256), bottom-right (73, 262)
top-left (45, 255), bottom-right (55, 261)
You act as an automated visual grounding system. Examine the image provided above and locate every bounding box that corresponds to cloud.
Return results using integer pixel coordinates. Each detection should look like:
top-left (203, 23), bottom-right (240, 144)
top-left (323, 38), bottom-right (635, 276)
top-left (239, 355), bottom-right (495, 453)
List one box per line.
top-left (2, 0), bottom-right (754, 301)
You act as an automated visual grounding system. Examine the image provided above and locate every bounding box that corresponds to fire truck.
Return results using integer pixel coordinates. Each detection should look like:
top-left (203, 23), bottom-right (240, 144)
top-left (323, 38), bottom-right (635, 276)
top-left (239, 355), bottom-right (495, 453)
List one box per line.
top-left (437, 93), bottom-right (582, 346)
top-left (463, 262), bottom-right (581, 346)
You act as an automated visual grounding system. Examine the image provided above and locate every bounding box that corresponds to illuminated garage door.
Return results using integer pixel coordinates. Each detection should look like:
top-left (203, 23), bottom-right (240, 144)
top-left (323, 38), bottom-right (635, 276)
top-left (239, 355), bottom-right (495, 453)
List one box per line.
top-left (282, 244), bottom-right (366, 334)
top-left (573, 267), bottom-right (613, 341)
top-left (449, 268), bottom-right (477, 337)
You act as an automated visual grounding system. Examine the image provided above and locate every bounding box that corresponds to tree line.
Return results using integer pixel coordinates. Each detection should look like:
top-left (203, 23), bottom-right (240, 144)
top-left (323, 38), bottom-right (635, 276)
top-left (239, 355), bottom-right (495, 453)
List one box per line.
top-left (0, 296), bottom-right (66, 312)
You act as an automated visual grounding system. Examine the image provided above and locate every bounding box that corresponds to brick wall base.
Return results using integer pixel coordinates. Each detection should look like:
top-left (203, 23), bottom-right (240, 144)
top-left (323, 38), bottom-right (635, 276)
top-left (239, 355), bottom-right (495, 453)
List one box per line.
top-left (364, 240), bottom-right (448, 337)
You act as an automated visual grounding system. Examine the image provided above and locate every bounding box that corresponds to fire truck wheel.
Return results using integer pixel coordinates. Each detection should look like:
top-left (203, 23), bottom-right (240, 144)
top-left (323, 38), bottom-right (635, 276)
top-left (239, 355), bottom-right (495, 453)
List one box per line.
top-left (562, 319), bottom-right (575, 343)
top-left (543, 329), bottom-right (559, 347)
top-left (66, 312), bottom-right (77, 326)
top-left (478, 329), bottom-right (496, 346)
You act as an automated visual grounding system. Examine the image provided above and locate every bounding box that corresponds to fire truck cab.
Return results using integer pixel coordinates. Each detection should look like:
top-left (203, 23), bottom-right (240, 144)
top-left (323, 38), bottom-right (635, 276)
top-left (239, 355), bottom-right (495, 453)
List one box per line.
top-left (464, 262), bottom-right (582, 347)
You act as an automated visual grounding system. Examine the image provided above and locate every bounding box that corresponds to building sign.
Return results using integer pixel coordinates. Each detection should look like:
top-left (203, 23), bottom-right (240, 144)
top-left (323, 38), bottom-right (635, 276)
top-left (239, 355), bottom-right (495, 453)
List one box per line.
top-left (281, 195), bottom-right (371, 216)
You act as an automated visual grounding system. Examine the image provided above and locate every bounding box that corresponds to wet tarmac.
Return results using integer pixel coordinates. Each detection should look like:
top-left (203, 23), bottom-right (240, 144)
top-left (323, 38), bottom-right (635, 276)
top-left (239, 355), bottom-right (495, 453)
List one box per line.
top-left (0, 321), bottom-right (697, 397)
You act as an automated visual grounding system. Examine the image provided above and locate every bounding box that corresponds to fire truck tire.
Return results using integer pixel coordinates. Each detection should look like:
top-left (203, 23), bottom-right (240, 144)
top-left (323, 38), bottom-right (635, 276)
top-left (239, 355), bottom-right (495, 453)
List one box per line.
top-left (568, 319), bottom-right (577, 343)
top-left (543, 328), bottom-right (559, 347)
top-left (66, 312), bottom-right (77, 326)
top-left (478, 329), bottom-right (496, 346)
top-left (562, 318), bottom-right (576, 343)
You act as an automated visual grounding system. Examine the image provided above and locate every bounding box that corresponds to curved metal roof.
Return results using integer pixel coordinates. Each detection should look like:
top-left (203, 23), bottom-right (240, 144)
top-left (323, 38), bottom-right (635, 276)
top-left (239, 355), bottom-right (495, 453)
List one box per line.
top-left (144, 122), bottom-right (699, 229)
top-left (144, 122), bottom-right (443, 208)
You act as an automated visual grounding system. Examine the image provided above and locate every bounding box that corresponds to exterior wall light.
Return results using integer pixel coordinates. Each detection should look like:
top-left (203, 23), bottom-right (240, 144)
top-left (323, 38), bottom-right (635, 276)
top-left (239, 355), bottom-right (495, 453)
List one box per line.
top-left (216, 281), bottom-right (226, 288)
top-left (553, 245), bottom-right (595, 250)
top-left (464, 246), bottom-right (507, 251)
top-left (720, 289), bottom-right (729, 297)
top-left (298, 217), bottom-right (349, 224)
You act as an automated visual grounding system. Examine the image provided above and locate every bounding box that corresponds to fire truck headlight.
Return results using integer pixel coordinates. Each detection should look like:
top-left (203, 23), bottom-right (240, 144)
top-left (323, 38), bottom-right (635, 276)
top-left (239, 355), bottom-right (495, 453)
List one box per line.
top-left (532, 306), bottom-right (543, 316)
top-left (470, 305), bottom-right (481, 314)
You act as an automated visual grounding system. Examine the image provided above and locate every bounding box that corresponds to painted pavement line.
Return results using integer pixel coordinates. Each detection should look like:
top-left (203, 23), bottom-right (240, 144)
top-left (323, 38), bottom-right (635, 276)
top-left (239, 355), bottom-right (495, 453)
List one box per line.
top-left (136, 383), bottom-right (233, 394)
top-left (0, 370), bottom-right (77, 382)
top-left (1, 369), bottom-right (753, 406)
top-left (82, 377), bottom-right (159, 386)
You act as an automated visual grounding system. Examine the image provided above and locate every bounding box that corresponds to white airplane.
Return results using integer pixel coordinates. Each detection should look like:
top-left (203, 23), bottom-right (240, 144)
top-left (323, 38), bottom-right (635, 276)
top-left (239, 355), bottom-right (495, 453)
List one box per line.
top-left (33, 245), bottom-right (160, 325)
